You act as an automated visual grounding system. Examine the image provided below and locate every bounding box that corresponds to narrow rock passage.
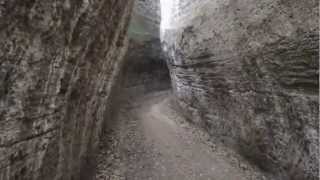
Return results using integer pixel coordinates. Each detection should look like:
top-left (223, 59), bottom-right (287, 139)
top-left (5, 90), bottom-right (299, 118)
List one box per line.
top-left (94, 91), bottom-right (267, 180)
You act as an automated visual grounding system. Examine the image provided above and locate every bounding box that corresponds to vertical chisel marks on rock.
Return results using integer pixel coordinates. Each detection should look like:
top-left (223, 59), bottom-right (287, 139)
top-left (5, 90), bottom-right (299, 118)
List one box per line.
top-left (0, 0), bottom-right (134, 180)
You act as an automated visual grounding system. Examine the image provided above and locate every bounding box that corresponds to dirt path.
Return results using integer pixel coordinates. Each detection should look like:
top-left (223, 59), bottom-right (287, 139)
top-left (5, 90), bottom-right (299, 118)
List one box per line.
top-left (94, 91), bottom-right (267, 180)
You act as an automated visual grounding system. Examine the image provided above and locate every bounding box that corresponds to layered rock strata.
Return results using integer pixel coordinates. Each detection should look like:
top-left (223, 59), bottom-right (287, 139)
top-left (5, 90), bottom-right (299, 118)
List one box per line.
top-left (161, 0), bottom-right (319, 179)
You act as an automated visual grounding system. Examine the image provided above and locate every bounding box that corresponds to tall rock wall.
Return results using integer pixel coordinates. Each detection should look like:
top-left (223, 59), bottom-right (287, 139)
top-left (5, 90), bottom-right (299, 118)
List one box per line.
top-left (123, 0), bottom-right (171, 95)
top-left (0, 0), bottom-right (134, 179)
top-left (161, 0), bottom-right (319, 179)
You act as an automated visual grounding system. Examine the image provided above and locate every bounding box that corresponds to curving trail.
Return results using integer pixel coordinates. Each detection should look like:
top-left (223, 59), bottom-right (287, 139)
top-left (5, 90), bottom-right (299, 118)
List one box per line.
top-left (94, 90), bottom-right (267, 180)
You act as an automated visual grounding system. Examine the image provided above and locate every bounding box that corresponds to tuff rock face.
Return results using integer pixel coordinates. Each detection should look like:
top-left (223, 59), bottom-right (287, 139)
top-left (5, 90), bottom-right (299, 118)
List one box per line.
top-left (0, 0), bottom-right (319, 180)
top-left (161, 0), bottom-right (319, 179)
top-left (0, 0), bottom-right (133, 179)
top-left (122, 0), bottom-right (171, 94)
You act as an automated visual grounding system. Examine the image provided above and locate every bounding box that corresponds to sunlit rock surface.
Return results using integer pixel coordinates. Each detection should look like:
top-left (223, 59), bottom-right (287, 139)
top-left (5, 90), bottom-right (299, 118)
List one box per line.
top-left (0, 0), bottom-right (134, 179)
top-left (161, 0), bottom-right (319, 179)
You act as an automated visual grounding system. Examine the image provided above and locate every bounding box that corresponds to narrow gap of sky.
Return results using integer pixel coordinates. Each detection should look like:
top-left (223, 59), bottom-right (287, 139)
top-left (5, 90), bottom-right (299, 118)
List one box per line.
top-left (160, 0), bottom-right (179, 30)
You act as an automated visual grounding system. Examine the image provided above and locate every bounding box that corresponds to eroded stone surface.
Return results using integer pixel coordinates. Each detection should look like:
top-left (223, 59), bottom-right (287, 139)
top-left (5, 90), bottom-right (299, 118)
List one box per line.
top-left (161, 0), bottom-right (319, 179)
top-left (0, 0), bottom-right (134, 179)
